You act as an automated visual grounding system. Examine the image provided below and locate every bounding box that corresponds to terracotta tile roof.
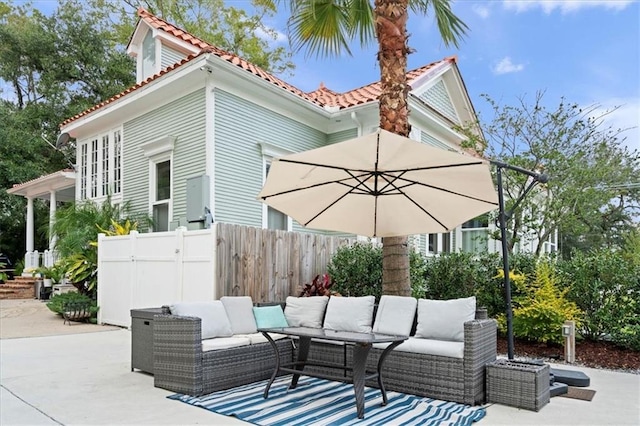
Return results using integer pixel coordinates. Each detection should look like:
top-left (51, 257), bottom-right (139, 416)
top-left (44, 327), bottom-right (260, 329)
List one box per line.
top-left (61, 8), bottom-right (455, 127)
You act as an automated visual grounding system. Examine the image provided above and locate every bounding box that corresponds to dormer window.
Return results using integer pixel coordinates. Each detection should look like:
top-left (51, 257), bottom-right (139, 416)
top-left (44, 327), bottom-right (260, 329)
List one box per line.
top-left (142, 31), bottom-right (157, 80)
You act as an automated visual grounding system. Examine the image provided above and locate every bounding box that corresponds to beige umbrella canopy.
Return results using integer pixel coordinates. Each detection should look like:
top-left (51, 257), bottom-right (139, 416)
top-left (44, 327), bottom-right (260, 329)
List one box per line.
top-left (258, 129), bottom-right (499, 238)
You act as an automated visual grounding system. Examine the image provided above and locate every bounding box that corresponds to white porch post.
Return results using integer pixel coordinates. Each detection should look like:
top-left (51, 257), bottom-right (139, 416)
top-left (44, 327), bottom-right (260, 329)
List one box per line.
top-left (26, 196), bottom-right (34, 253)
top-left (49, 190), bottom-right (57, 249)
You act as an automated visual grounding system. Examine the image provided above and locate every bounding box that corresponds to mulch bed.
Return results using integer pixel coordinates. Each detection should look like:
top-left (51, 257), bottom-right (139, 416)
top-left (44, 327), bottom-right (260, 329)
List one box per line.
top-left (497, 336), bottom-right (640, 373)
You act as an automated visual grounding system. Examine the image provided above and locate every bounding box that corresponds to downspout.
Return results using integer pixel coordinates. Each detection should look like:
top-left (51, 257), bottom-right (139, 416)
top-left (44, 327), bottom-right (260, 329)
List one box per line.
top-left (350, 112), bottom-right (362, 137)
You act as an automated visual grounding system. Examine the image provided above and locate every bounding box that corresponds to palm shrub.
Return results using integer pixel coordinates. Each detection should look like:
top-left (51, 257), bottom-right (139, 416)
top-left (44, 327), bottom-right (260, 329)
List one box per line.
top-left (502, 261), bottom-right (581, 345)
top-left (53, 198), bottom-right (147, 298)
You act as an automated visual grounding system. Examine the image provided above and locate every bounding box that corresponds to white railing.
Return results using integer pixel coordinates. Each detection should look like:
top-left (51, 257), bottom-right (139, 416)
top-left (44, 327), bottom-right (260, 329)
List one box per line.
top-left (23, 249), bottom-right (60, 273)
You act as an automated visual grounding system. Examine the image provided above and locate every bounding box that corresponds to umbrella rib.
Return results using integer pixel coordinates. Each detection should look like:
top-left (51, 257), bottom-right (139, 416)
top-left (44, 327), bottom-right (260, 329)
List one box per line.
top-left (278, 158), bottom-right (370, 174)
top-left (379, 173), bottom-right (499, 205)
top-left (382, 161), bottom-right (485, 173)
top-left (260, 172), bottom-right (371, 199)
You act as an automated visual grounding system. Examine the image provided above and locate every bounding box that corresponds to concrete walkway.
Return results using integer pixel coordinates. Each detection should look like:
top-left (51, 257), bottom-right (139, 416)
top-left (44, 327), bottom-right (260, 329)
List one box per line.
top-left (1, 299), bottom-right (639, 425)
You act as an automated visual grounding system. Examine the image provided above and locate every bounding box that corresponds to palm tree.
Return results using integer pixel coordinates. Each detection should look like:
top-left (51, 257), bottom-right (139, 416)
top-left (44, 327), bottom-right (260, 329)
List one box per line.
top-left (274, 0), bottom-right (467, 296)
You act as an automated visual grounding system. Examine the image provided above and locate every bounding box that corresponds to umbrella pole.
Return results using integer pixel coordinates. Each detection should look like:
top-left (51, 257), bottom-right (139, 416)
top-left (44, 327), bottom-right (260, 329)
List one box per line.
top-left (492, 160), bottom-right (549, 361)
top-left (496, 167), bottom-right (515, 360)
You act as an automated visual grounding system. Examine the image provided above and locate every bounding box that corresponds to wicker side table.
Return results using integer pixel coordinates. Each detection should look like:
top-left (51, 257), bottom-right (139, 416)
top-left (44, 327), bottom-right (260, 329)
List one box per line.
top-left (130, 307), bottom-right (164, 374)
top-left (486, 359), bottom-right (550, 411)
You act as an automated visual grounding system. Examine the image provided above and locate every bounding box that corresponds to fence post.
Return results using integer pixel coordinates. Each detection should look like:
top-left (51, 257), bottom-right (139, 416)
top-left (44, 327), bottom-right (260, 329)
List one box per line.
top-left (129, 230), bottom-right (139, 312)
top-left (175, 227), bottom-right (186, 301)
top-left (97, 233), bottom-right (105, 324)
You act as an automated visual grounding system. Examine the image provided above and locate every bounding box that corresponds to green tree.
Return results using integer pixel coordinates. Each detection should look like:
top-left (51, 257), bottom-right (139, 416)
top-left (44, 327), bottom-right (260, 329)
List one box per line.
top-left (0, 0), bottom-right (136, 262)
top-left (87, 0), bottom-right (295, 75)
top-left (269, 0), bottom-right (467, 296)
top-left (461, 92), bottom-right (640, 256)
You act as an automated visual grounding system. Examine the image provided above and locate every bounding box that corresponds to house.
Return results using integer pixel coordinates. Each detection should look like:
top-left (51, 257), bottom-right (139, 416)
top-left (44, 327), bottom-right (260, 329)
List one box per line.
top-left (8, 8), bottom-right (524, 270)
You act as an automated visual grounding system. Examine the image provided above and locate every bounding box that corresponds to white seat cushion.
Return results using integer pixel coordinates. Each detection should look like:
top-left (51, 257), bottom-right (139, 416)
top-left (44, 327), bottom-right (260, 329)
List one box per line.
top-left (372, 295), bottom-right (417, 336)
top-left (415, 296), bottom-right (476, 342)
top-left (373, 337), bottom-right (464, 359)
top-left (237, 333), bottom-right (288, 345)
top-left (221, 296), bottom-right (258, 334)
top-left (323, 296), bottom-right (375, 333)
top-left (201, 336), bottom-right (251, 352)
top-left (284, 296), bottom-right (328, 328)
top-left (170, 301), bottom-right (233, 339)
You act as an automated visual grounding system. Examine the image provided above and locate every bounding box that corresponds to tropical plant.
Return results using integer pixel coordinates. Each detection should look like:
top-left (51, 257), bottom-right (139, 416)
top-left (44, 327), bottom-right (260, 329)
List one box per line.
top-left (299, 273), bottom-right (337, 296)
top-left (53, 198), bottom-right (146, 298)
top-left (268, 0), bottom-right (467, 297)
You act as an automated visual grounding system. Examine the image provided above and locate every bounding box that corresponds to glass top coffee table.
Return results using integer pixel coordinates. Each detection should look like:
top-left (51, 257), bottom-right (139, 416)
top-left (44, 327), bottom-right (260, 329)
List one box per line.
top-left (258, 326), bottom-right (408, 419)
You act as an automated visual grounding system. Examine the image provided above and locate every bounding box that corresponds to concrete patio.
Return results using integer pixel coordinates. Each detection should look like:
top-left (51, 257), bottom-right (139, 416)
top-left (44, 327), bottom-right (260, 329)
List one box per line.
top-left (1, 299), bottom-right (638, 425)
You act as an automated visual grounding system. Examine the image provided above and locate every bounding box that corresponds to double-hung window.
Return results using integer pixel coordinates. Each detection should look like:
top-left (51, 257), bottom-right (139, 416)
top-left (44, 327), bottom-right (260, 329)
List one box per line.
top-left (141, 136), bottom-right (175, 232)
top-left (77, 128), bottom-right (123, 201)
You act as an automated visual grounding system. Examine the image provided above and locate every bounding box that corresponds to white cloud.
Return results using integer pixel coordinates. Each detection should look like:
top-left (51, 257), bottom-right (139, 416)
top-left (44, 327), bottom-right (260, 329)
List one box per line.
top-left (255, 26), bottom-right (288, 45)
top-left (493, 57), bottom-right (525, 75)
top-left (503, 0), bottom-right (634, 14)
top-left (593, 97), bottom-right (640, 153)
top-left (473, 4), bottom-right (491, 19)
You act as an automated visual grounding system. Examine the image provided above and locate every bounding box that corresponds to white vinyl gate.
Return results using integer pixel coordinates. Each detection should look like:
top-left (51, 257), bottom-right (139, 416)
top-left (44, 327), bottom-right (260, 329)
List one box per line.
top-left (97, 227), bottom-right (216, 327)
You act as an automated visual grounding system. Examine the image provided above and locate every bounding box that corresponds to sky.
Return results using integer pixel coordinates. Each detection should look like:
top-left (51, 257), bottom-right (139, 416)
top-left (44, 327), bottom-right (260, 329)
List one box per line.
top-left (21, 0), bottom-right (640, 153)
top-left (259, 0), bottom-right (640, 153)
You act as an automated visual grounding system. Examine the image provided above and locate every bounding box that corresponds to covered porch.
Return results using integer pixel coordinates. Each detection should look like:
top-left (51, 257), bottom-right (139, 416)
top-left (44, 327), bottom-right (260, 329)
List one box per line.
top-left (7, 169), bottom-right (76, 271)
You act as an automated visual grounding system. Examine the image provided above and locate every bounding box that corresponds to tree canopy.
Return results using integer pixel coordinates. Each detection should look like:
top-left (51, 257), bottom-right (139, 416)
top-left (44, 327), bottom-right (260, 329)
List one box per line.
top-left (461, 92), bottom-right (640, 257)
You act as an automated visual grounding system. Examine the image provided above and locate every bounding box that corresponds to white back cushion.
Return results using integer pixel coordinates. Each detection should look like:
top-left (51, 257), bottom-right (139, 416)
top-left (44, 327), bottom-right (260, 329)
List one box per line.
top-left (373, 295), bottom-right (417, 336)
top-left (221, 296), bottom-right (258, 334)
top-left (323, 296), bottom-right (375, 333)
top-left (284, 296), bottom-right (328, 328)
top-left (415, 296), bottom-right (476, 342)
top-left (170, 301), bottom-right (233, 339)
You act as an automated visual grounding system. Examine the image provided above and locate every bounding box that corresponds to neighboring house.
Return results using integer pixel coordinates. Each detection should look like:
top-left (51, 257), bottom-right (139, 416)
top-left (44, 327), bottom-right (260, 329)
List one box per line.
top-left (7, 8), bottom-right (552, 269)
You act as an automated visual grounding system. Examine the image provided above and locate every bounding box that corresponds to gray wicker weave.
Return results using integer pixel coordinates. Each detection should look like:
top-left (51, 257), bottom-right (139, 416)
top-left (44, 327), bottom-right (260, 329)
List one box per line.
top-left (153, 314), bottom-right (293, 396)
top-left (486, 359), bottom-right (550, 411)
top-left (301, 314), bottom-right (497, 405)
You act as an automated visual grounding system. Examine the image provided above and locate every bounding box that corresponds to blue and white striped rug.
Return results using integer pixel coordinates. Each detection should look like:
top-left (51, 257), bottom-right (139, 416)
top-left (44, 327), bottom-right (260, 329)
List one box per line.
top-left (168, 376), bottom-right (486, 425)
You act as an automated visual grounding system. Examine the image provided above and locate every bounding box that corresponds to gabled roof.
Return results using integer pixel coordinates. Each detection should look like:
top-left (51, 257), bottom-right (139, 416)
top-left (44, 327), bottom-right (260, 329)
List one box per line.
top-left (61, 8), bottom-right (455, 127)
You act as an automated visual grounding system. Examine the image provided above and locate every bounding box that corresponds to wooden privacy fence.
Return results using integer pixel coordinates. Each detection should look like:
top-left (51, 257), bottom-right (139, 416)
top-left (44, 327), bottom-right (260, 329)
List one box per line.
top-left (97, 223), bottom-right (355, 326)
top-left (215, 223), bottom-right (355, 302)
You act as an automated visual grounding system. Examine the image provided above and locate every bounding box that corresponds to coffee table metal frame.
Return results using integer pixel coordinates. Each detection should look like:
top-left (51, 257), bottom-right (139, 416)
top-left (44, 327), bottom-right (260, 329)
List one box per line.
top-left (259, 326), bottom-right (407, 419)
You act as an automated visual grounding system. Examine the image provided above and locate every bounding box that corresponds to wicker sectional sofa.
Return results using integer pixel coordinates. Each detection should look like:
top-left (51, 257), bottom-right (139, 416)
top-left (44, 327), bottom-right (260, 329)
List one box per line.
top-left (297, 295), bottom-right (497, 405)
top-left (152, 298), bottom-right (293, 396)
top-left (150, 295), bottom-right (496, 405)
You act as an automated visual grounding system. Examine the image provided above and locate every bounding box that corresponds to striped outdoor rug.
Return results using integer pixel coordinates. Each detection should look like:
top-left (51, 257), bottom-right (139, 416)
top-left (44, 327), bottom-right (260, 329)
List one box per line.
top-left (168, 376), bottom-right (486, 425)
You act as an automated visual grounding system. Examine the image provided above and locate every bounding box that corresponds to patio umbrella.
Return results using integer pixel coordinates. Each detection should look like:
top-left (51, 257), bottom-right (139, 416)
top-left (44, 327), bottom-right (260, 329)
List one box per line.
top-left (258, 129), bottom-right (499, 238)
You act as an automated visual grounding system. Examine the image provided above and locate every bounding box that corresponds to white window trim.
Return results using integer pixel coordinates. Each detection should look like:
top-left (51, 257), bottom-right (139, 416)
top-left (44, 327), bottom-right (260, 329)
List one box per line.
top-left (259, 142), bottom-right (293, 231)
top-left (76, 127), bottom-right (124, 203)
top-left (149, 154), bottom-right (173, 232)
top-left (142, 135), bottom-right (174, 232)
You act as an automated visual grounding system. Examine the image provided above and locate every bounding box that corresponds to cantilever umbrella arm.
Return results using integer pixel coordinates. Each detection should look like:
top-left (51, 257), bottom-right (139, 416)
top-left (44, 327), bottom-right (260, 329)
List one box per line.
top-left (490, 160), bottom-right (549, 360)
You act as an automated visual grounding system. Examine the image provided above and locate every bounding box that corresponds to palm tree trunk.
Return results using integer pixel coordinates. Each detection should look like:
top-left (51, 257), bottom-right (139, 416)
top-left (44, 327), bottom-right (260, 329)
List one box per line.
top-left (375, 0), bottom-right (411, 296)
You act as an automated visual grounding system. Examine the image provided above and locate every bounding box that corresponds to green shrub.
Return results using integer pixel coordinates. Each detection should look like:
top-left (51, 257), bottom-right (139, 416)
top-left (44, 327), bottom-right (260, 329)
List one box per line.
top-left (504, 262), bottom-right (582, 345)
top-left (46, 292), bottom-right (98, 317)
top-left (557, 249), bottom-right (640, 341)
top-left (326, 242), bottom-right (427, 300)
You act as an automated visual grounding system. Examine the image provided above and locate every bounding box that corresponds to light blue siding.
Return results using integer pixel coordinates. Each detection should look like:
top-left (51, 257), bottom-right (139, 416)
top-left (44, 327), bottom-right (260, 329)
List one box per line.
top-left (421, 131), bottom-right (455, 151)
top-left (419, 80), bottom-right (459, 124)
top-left (123, 89), bottom-right (206, 224)
top-left (213, 89), bottom-right (325, 228)
top-left (161, 45), bottom-right (186, 69)
top-left (327, 128), bottom-right (357, 144)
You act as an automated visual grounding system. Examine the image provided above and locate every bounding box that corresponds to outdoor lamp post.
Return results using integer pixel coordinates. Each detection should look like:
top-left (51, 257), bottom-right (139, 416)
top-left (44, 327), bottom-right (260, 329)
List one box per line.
top-left (490, 160), bottom-right (549, 360)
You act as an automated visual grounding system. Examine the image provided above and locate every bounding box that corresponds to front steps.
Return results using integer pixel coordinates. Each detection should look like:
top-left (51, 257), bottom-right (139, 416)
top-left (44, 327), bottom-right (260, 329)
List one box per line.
top-left (0, 277), bottom-right (37, 300)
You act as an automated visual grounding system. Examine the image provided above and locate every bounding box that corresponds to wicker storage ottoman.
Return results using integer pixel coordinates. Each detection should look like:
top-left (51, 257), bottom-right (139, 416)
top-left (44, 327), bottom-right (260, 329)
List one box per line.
top-left (486, 359), bottom-right (550, 411)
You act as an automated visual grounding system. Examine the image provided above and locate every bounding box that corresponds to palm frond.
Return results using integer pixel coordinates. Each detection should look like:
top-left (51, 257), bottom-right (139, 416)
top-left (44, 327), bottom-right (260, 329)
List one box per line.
top-left (409, 0), bottom-right (468, 48)
top-left (288, 0), bottom-right (354, 57)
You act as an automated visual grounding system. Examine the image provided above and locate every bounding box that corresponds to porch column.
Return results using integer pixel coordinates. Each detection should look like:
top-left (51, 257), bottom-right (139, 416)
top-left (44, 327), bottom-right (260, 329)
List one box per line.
top-left (49, 190), bottom-right (57, 249)
top-left (26, 196), bottom-right (34, 252)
